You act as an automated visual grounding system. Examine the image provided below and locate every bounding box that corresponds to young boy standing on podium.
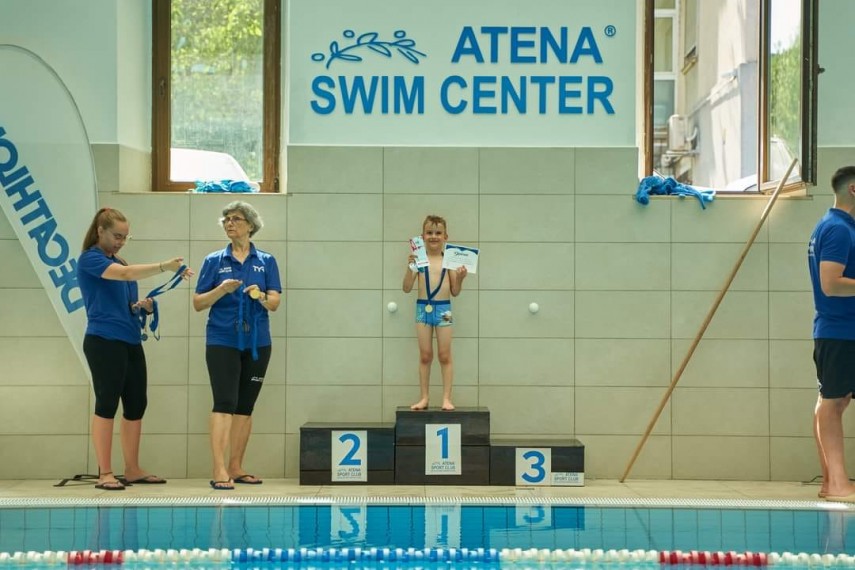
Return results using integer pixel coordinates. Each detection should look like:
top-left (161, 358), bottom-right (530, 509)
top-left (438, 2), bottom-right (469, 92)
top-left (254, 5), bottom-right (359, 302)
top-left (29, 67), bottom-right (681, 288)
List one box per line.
top-left (402, 215), bottom-right (468, 411)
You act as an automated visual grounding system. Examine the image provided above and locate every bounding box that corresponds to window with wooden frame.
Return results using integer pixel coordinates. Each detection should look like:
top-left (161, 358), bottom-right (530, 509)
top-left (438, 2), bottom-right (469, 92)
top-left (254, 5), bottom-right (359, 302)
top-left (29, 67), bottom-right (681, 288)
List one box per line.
top-left (152, 0), bottom-right (281, 192)
top-left (644, 0), bottom-right (819, 194)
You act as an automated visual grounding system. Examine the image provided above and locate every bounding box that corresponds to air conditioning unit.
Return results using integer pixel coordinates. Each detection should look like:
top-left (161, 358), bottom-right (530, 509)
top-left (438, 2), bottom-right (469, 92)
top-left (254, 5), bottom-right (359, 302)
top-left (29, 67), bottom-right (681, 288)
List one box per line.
top-left (668, 114), bottom-right (690, 152)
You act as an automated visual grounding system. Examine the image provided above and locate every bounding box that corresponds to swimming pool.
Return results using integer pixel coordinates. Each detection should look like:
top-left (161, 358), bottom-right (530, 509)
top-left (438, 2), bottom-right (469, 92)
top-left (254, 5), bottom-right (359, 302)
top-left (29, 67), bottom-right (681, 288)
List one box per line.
top-left (0, 498), bottom-right (852, 566)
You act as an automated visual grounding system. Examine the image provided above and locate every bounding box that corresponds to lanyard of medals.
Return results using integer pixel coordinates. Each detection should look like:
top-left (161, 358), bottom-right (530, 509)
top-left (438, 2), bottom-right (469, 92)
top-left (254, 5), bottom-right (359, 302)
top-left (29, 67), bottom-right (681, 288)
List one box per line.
top-left (423, 266), bottom-right (446, 313)
top-left (136, 265), bottom-right (187, 341)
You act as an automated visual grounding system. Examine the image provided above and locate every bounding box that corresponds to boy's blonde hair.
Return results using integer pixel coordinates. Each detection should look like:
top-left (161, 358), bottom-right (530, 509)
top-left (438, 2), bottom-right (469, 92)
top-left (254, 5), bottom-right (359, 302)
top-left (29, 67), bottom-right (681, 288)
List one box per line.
top-left (422, 215), bottom-right (448, 233)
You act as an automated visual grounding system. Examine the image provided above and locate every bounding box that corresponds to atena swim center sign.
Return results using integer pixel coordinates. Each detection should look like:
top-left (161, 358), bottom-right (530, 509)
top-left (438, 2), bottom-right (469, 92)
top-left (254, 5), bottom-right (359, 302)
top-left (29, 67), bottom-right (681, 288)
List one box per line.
top-left (288, 0), bottom-right (636, 146)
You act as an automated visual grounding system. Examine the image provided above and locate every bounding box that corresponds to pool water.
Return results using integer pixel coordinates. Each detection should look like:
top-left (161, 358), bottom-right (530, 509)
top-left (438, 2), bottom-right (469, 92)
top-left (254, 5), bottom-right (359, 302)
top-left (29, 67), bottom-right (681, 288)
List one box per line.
top-left (1, 505), bottom-right (852, 556)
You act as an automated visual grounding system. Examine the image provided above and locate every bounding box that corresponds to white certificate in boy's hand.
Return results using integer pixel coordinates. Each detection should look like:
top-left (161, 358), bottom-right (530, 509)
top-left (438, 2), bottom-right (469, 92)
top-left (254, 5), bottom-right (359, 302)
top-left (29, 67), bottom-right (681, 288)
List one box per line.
top-left (442, 243), bottom-right (479, 274)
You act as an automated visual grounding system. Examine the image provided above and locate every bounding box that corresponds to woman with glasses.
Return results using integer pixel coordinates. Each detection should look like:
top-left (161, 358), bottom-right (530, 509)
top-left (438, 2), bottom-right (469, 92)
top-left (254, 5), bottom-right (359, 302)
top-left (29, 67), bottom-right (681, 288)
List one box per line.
top-left (78, 207), bottom-right (193, 490)
top-left (193, 201), bottom-right (281, 490)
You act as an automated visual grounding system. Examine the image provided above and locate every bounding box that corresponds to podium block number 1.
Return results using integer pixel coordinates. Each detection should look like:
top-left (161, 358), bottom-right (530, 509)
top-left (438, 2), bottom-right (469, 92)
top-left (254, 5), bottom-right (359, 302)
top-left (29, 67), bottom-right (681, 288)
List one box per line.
top-left (516, 448), bottom-right (551, 486)
top-left (425, 424), bottom-right (461, 475)
top-left (332, 430), bottom-right (367, 482)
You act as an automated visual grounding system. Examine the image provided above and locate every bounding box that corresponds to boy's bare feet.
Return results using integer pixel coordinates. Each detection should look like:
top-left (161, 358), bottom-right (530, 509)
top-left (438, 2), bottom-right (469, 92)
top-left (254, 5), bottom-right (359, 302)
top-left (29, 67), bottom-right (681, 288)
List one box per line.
top-left (410, 398), bottom-right (429, 410)
top-left (441, 400), bottom-right (455, 411)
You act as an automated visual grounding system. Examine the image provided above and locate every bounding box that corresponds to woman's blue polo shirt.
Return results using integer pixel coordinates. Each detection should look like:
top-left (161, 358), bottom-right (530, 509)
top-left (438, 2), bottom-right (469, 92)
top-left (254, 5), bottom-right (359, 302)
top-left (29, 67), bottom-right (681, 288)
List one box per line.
top-left (195, 243), bottom-right (282, 349)
top-left (78, 246), bottom-right (142, 345)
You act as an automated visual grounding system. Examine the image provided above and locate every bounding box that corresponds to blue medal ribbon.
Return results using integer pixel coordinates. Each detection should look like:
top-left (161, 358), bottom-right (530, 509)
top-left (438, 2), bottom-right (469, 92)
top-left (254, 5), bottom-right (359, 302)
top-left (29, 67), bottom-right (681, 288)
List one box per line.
top-left (236, 291), bottom-right (262, 361)
top-left (134, 265), bottom-right (187, 341)
top-left (423, 266), bottom-right (446, 313)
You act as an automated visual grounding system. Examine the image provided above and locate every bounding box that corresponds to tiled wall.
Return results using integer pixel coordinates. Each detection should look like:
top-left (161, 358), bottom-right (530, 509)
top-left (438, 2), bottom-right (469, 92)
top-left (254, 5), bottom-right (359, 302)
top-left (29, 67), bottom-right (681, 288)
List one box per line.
top-left (1, 145), bottom-right (853, 482)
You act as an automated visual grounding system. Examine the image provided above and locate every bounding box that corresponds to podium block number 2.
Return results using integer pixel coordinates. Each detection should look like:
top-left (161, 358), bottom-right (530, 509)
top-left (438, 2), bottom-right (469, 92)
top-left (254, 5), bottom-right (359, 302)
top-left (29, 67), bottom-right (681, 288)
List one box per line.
top-left (515, 448), bottom-right (552, 486)
top-left (331, 430), bottom-right (367, 482)
top-left (426, 424), bottom-right (461, 475)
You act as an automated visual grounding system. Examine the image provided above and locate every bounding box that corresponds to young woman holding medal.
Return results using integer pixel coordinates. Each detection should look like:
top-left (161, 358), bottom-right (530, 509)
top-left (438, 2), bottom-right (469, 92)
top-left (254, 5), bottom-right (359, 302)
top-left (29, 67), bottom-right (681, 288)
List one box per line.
top-left (78, 207), bottom-right (193, 491)
top-left (193, 201), bottom-right (281, 490)
top-left (403, 215), bottom-right (468, 412)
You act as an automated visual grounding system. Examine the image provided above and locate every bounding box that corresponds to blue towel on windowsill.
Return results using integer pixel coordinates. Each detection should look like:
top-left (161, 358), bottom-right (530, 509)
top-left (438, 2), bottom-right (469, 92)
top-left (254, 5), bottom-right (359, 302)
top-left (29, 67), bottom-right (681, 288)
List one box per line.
top-left (194, 180), bottom-right (257, 193)
top-left (635, 175), bottom-right (715, 210)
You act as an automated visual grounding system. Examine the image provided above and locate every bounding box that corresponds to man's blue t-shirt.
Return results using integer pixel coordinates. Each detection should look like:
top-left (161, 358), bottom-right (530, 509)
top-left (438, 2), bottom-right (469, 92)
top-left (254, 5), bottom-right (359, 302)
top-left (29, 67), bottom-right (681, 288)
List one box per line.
top-left (809, 208), bottom-right (855, 339)
top-left (195, 243), bottom-right (282, 349)
top-left (78, 246), bottom-right (142, 345)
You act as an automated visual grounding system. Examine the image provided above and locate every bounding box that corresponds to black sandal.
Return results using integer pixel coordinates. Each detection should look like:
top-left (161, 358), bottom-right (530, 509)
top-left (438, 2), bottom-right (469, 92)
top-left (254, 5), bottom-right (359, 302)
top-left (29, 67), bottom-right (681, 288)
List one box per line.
top-left (95, 471), bottom-right (125, 491)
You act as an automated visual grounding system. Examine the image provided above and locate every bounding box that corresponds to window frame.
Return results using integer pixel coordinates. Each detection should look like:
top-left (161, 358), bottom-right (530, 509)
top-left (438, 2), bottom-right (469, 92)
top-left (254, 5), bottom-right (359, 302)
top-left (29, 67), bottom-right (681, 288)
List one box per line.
top-left (151, 0), bottom-right (281, 193)
top-left (643, 0), bottom-right (819, 191)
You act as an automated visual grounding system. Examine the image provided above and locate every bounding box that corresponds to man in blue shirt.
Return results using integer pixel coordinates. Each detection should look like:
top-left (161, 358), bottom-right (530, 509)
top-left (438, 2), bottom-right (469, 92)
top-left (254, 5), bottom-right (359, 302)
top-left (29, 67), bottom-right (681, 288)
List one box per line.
top-left (808, 165), bottom-right (855, 502)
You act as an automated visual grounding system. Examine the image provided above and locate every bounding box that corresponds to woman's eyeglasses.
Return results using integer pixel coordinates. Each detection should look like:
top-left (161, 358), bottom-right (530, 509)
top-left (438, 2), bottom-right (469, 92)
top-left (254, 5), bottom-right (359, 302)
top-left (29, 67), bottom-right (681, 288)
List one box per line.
top-left (222, 216), bottom-right (247, 225)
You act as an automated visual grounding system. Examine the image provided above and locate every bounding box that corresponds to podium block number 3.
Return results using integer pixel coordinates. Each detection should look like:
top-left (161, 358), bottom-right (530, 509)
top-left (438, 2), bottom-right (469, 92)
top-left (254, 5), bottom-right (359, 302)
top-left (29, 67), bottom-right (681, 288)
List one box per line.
top-left (516, 448), bottom-right (551, 486)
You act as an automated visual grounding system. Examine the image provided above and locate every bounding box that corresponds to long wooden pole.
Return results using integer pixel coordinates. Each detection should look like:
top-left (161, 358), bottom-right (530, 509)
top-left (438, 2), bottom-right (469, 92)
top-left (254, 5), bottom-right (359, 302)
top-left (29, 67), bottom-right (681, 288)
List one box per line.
top-left (619, 158), bottom-right (800, 483)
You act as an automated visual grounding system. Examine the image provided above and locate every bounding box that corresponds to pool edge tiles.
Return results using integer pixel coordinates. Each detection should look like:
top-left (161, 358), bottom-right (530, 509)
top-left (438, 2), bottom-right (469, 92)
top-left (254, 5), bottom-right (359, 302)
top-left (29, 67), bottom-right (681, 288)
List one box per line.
top-left (0, 495), bottom-right (848, 510)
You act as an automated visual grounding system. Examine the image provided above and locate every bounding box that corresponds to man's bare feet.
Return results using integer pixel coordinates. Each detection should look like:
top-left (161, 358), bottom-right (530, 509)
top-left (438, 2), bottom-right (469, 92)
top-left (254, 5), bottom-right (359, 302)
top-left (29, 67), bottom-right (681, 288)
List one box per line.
top-left (441, 400), bottom-right (455, 411)
top-left (410, 398), bottom-right (429, 410)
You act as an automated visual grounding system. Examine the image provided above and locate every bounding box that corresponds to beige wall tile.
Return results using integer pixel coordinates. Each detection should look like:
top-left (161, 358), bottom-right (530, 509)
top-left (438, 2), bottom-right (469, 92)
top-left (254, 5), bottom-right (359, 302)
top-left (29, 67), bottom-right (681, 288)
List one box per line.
top-left (285, 385), bottom-right (382, 433)
top-left (109, 193), bottom-right (190, 240)
top-left (187, 385), bottom-right (212, 434)
top-left (575, 387), bottom-right (670, 435)
top-left (769, 243), bottom-right (811, 291)
top-left (145, 337), bottom-right (189, 386)
top-left (768, 436), bottom-right (855, 482)
top-left (287, 338), bottom-right (381, 385)
top-left (576, 195), bottom-right (670, 243)
top-left (480, 195), bottom-right (573, 242)
top-left (0, 289), bottom-right (64, 336)
top-left (673, 436), bottom-right (769, 480)
top-left (186, 434), bottom-right (211, 478)
top-left (480, 148), bottom-right (574, 194)
top-left (575, 339), bottom-right (670, 387)
top-left (768, 196), bottom-right (829, 243)
top-left (288, 194), bottom-right (381, 241)
top-left (0, 386), bottom-right (89, 434)
top-left (770, 340), bottom-right (815, 388)
top-left (383, 195), bottom-right (479, 243)
top-left (92, 143), bottom-right (119, 194)
top-left (575, 148), bottom-right (639, 195)
top-left (673, 387), bottom-right (768, 436)
top-left (770, 388), bottom-right (815, 437)
top-left (481, 291), bottom-right (573, 338)
top-left (770, 291), bottom-right (813, 340)
top-left (287, 241), bottom-right (381, 289)
top-left (671, 339), bottom-right (768, 388)
top-left (672, 243), bottom-right (768, 291)
top-left (0, 337), bottom-right (88, 386)
top-left (672, 291), bottom-right (768, 339)
top-left (287, 146), bottom-right (382, 193)
top-left (671, 198), bottom-right (768, 243)
top-left (145, 386), bottom-right (189, 434)
top-left (249, 384), bottom-right (287, 434)
top-left (285, 433), bottom-right (300, 478)
top-left (118, 145), bottom-right (150, 194)
top-left (287, 290), bottom-right (382, 337)
top-left (576, 243), bottom-right (670, 291)
top-left (479, 339), bottom-right (573, 386)
top-left (0, 240), bottom-right (39, 287)
top-left (383, 337), bottom-right (477, 387)
top-left (577, 435), bottom-right (671, 479)
top-left (480, 386), bottom-right (573, 435)
top-left (0, 435), bottom-right (87, 479)
top-left (384, 148), bottom-right (478, 194)
top-left (480, 243), bottom-right (573, 289)
top-left (575, 291), bottom-right (670, 338)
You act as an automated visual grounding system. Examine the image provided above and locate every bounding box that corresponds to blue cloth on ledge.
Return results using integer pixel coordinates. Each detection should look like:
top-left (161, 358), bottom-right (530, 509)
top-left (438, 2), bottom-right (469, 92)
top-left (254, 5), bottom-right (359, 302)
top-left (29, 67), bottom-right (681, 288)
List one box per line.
top-left (635, 175), bottom-right (715, 210)
top-left (194, 180), bottom-right (256, 193)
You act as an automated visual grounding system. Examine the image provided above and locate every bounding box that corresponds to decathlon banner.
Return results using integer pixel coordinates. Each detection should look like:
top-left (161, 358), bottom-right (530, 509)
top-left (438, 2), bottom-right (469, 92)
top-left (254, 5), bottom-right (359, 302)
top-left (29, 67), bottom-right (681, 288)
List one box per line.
top-left (288, 0), bottom-right (635, 146)
top-left (0, 45), bottom-right (98, 373)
